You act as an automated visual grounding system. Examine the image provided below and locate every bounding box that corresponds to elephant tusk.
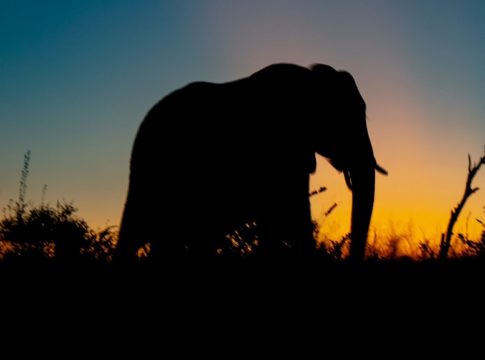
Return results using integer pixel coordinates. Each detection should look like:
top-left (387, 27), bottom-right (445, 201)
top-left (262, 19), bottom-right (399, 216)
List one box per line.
top-left (375, 162), bottom-right (388, 175)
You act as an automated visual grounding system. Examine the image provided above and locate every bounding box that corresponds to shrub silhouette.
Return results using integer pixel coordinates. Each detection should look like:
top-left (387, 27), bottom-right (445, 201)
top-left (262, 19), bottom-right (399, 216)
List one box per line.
top-left (0, 150), bottom-right (116, 265)
top-left (0, 200), bottom-right (116, 264)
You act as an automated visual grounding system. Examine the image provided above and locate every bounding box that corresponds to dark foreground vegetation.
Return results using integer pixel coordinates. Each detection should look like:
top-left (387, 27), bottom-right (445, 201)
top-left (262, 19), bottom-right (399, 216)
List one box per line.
top-left (1, 201), bottom-right (483, 331)
top-left (1, 151), bottom-right (484, 307)
top-left (0, 196), bottom-right (483, 258)
top-left (1, 198), bottom-right (484, 292)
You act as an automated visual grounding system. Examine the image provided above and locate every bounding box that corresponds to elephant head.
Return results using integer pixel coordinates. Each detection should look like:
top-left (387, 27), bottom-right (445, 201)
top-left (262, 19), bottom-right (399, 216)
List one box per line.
top-left (310, 64), bottom-right (387, 261)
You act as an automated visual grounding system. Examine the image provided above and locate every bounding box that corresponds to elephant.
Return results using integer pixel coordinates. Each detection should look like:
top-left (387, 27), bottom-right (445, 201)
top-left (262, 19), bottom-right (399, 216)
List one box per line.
top-left (115, 63), bottom-right (386, 263)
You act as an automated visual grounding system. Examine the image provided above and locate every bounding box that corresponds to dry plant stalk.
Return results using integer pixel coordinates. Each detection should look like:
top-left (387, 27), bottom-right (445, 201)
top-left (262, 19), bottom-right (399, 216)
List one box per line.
top-left (439, 148), bottom-right (485, 260)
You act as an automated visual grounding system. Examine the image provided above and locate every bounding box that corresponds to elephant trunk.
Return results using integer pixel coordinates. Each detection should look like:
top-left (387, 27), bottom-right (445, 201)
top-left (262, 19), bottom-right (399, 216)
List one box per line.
top-left (348, 150), bottom-right (375, 262)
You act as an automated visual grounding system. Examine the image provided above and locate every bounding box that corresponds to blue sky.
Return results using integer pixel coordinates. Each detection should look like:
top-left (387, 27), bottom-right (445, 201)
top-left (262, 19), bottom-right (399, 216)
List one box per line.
top-left (1, 0), bottom-right (484, 240)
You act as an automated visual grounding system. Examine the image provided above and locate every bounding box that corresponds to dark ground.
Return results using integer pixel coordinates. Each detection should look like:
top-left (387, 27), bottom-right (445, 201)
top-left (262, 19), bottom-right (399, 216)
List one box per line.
top-left (1, 257), bottom-right (483, 356)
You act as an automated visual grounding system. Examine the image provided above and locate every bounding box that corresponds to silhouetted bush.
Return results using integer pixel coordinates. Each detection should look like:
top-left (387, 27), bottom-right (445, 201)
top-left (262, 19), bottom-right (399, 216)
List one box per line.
top-left (0, 200), bottom-right (116, 264)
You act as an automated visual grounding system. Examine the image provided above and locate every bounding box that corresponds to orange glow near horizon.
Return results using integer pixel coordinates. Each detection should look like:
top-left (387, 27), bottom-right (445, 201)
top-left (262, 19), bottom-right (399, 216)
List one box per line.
top-left (2, 1), bottom-right (484, 259)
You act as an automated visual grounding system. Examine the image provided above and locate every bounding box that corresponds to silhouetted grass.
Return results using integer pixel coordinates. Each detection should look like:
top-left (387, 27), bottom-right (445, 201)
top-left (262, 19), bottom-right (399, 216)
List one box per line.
top-left (2, 198), bottom-right (485, 272)
top-left (1, 150), bottom-right (484, 281)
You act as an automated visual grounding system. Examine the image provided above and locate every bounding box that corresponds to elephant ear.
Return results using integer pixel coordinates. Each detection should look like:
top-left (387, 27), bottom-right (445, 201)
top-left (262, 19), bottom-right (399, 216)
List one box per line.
top-left (329, 157), bottom-right (345, 172)
top-left (335, 71), bottom-right (366, 109)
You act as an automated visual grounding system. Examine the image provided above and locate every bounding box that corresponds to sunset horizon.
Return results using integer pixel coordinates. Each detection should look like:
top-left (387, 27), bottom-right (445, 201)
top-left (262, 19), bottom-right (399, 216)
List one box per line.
top-left (1, 0), bottom-right (485, 261)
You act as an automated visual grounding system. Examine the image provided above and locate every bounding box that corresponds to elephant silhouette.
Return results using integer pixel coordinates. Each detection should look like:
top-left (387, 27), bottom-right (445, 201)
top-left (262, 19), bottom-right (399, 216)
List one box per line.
top-left (116, 63), bottom-right (386, 263)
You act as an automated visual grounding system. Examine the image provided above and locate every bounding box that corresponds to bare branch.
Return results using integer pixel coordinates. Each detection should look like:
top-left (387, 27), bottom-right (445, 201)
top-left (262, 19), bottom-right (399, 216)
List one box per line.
top-left (309, 186), bottom-right (327, 197)
top-left (440, 148), bottom-right (485, 260)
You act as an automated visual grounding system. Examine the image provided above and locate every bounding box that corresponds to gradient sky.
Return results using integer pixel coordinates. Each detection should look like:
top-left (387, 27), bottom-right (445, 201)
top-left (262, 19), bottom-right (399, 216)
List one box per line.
top-left (1, 0), bottom-right (484, 245)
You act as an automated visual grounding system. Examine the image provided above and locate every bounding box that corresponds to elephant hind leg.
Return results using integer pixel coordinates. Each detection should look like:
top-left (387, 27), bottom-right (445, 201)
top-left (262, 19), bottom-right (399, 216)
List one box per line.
top-left (116, 191), bottom-right (146, 264)
top-left (257, 216), bottom-right (315, 257)
top-left (256, 188), bottom-right (316, 258)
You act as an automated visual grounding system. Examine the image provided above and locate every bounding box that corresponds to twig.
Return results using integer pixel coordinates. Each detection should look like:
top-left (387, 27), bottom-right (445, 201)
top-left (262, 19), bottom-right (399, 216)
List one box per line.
top-left (324, 202), bottom-right (338, 217)
top-left (309, 186), bottom-right (327, 197)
